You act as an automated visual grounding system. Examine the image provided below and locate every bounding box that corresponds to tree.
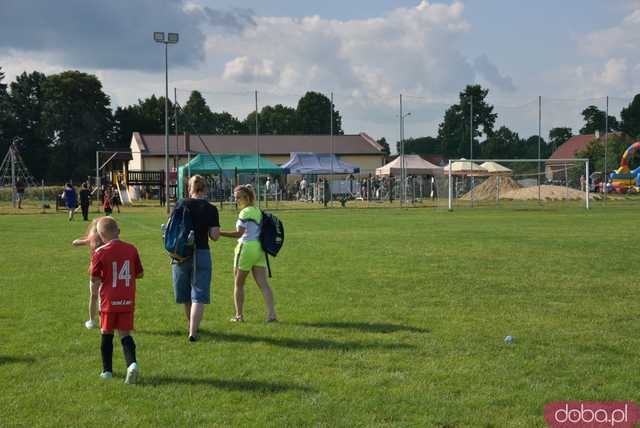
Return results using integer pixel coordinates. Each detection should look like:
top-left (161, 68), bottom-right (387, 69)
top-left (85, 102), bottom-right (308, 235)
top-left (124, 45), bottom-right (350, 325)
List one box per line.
top-left (112, 95), bottom-right (173, 148)
top-left (579, 105), bottom-right (619, 135)
top-left (549, 127), bottom-right (572, 152)
top-left (9, 71), bottom-right (49, 179)
top-left (41, 71), bottom-right (113, 181)
top-left (296, 91), bottom-right (343, 135)
top-left (620, 94), bottom-right (640, 139)
top-left (258, 104), bottom-right (299, 135)
top-left (437, 85), bottom-right (496, 158)
top-left (0, 66), bottom-right (13, 156)
top-left (376, 137), bottom-right (390, 155)
top-left (400, 136), bottom-right (440, 155)
top-left (481, 126), bottom-right (521, 159)
top-left (181, 90), bottom-right (215, 133)
top-left (576, 134), bottom-right (631, 175)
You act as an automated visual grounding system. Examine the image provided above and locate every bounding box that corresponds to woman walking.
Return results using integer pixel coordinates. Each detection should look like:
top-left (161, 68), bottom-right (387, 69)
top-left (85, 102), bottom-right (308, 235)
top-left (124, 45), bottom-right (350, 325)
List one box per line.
top-left (172, 175), bottom-right (220, 342)
top-left (220, 185), bottom-right (277, 323)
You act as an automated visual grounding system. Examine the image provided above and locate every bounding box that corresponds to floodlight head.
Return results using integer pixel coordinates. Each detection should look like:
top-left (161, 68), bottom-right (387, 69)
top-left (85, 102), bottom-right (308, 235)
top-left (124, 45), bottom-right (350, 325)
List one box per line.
top-left (167, 33), bottom-right (179, 43)
top-left (154, 32), bottom-right (165, 43)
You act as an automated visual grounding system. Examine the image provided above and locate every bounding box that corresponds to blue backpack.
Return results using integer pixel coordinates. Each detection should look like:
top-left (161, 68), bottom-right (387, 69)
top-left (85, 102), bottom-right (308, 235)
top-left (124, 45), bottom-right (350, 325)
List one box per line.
top-left (259, 210), bottom-right (284, 277)
top-left (163, 199), bottom-right (195, 263)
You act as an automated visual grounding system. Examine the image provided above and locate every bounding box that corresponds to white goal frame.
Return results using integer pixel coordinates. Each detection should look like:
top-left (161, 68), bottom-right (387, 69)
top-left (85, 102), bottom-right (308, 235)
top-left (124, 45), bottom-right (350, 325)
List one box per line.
top-left (446, 158), bottom-right (590, 211)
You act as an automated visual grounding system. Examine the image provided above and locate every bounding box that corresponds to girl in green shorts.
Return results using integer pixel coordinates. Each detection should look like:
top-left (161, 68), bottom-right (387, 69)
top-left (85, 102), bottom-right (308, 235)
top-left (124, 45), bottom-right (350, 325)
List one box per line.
top-left (220, 185), bottom-right (277, 322)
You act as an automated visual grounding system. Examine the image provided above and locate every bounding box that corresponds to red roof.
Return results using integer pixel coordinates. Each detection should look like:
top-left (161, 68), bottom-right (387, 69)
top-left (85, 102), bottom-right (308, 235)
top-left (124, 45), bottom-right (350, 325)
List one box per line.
top-left (132, 132), bottom-right (384, 156)
top-left (548, 132), bottom-right (627, 162)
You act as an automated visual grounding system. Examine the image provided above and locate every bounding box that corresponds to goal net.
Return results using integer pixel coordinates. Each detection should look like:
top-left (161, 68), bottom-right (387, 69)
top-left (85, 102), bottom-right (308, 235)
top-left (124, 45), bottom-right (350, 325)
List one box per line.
top-left (432, 158), bottom-right (592, 210)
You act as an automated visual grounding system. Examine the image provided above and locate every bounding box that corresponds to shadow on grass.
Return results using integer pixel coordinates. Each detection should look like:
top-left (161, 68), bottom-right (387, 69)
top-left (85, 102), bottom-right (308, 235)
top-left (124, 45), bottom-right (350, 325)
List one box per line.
top-left (200, 330), bottom-right (415, 352)
top-left (140, 329), bottom-right (415, 351)
top-left (295, 321), bottom-right (431, 334)
top-left (142, 375), bottom-right (311, 392)
top-left (0, 355), bottom-right (36, 365)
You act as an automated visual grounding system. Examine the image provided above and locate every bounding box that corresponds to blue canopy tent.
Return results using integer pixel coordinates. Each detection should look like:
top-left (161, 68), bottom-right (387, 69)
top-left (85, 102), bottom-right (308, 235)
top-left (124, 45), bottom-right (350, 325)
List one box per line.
top-left (177, 153), bottom-right (284, 199)
top-left (281, 152), bottom-right (360, 175)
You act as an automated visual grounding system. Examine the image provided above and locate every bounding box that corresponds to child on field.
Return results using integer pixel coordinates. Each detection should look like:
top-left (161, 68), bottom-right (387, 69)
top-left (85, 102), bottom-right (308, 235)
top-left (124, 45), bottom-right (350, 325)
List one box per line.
top-left (72, 218), bottom-right (104, 329)
top-left (103, 189), bottom-right (113, 216)
top-left (90, 217), bottom-right (144, 383)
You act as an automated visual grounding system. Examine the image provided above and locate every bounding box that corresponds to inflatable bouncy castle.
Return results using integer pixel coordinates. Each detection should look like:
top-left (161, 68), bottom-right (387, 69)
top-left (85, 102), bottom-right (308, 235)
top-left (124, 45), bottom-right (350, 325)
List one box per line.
top-left (609, 141), bottom-right (640, 193)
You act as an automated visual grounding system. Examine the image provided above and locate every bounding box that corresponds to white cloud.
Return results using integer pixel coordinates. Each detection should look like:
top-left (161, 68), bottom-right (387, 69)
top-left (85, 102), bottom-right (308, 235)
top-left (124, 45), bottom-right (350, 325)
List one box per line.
top-left (572, 6), bottom-right (640, 95)
top-left (210, 1), bottom-right (476, 99)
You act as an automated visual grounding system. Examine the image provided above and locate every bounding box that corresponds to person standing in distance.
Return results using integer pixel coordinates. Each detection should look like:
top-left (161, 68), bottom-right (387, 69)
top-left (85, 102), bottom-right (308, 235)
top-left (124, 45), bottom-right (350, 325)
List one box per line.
top-left (62, 183), bottom-right (78, 221)
top-left (79, 182), bottom-right (91, 221)
top-left (172, 175), bottom-right (220, 342)
top-left (15, 179), bottom-right (26, 209)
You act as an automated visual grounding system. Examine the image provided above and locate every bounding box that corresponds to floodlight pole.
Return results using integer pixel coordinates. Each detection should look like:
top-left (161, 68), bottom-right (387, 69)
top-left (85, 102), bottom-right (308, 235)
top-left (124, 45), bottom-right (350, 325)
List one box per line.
top-left (154, 32), bottom-right (178, 213)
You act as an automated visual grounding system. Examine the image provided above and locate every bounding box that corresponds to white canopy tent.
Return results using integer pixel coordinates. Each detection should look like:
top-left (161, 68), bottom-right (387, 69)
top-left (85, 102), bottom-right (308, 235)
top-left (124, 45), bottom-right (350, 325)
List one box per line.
top-left (376, 155), bottom-right (442, 176)
top-left (479, 161), bottom-right (512, 176)
top-left (442, 160), bottom-right (488, 176)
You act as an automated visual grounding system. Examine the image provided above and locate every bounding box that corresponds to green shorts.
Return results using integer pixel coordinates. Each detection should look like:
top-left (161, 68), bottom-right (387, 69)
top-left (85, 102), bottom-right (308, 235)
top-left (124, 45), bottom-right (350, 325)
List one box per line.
top-left (234, 241), bottom-right (267, 271)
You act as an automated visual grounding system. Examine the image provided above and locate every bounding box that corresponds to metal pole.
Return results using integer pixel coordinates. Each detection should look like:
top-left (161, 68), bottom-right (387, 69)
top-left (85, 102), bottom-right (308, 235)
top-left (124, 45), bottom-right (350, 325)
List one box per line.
top-left (174, 87), bottom-right (178, 172)
top-left (95, 151), bottom-right (100, 212)
top-left (604, 96), bottom-right (608, 205)
top-left (400, 94), bottom-right (404, 208)
top-left (11, 145), bottom-right (16, 208)
top-left (448, 161), bottom-right (452, 211)
top-left (330, 92), bottom-right (334, 207)
top-left (586, 159), bottom-right (590, 210)
top-left (255, 90), bottom-right (260, 208)
top-left (164, 42), bottom-right (170, 214)
top-left (469, 92), bottom-right (473, 192)
top-left (538, 95), bottom-right (542, 202)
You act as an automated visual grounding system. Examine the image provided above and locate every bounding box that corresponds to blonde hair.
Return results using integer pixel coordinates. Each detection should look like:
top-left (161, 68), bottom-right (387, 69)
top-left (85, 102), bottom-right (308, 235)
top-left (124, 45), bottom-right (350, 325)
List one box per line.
top-left (97, 217), bottom-right (119, 241)
top-left (86, 218), bottom-right (105, 251)
top-left (234, 185), bottom-right (255, 205)
top-left (189, 175), bottom-right (207, 195)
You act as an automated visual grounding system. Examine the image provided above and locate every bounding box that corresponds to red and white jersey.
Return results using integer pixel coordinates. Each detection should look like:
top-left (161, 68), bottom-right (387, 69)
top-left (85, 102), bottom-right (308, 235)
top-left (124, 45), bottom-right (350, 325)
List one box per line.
top-left (90, 240), bottom-right (143, 313)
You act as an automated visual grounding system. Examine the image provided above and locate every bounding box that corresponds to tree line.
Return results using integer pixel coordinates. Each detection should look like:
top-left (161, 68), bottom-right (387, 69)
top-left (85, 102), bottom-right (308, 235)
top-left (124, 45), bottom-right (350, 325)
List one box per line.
top-left (1, 67), bottom-right (639, 182)
top-left (401, 85), bottom-right (640, 170)
top-left (0, 67), bottom-right (343, 182)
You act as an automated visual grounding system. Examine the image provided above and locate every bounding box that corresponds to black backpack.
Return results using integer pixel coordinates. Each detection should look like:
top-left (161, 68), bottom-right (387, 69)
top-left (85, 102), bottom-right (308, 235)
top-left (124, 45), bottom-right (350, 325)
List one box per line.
top-left (259, 210), bottom-right (284, 277)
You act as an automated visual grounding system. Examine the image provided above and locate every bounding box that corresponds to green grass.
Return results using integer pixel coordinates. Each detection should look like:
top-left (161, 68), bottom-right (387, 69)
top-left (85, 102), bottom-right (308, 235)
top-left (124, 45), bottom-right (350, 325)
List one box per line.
top-left (1, 205), bottom-right (638, 427)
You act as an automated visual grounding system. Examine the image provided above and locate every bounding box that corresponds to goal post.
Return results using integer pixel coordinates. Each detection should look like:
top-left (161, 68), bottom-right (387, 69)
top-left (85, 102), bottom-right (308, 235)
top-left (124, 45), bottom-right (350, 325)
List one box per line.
top-left (440, 158), bottom-right (591, 211)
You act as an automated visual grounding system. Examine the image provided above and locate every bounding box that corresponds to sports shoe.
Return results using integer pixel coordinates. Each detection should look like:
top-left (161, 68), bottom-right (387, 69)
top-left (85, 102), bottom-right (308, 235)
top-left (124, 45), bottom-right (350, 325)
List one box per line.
top-left (229, 315), bottom-right (244, 323)
top-left (85, 320), bottom-right (97, 329)
top-left (125, 362), bottom-right (139, 385)
top-left (100, 371), bottom-right (113, 380)
top-left (188, 335), bottom-right (198, 342)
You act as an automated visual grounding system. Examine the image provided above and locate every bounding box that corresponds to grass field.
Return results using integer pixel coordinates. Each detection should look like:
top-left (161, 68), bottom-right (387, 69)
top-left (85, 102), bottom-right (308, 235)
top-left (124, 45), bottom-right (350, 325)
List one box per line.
top-left (1, 204), bottom-right (638, 427)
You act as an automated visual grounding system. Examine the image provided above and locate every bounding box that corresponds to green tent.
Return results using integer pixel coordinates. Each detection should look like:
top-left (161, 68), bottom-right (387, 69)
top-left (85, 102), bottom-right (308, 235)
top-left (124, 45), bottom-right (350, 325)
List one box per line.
top-left (177, 153), bottom-right (284, 198)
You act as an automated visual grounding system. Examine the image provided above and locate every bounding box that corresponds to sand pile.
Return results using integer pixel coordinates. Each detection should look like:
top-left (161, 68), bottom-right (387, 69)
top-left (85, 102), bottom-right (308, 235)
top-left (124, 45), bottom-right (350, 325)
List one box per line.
top-left (461, 176), bottom-right (521, 200)
top-left (501, 185), bottom-right (592, 200)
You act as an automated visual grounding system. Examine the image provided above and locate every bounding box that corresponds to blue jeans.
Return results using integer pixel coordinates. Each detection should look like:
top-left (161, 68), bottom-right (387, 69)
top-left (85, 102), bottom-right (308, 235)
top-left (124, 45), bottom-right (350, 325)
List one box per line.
top-left (172, 249), bottom-right (212, 304)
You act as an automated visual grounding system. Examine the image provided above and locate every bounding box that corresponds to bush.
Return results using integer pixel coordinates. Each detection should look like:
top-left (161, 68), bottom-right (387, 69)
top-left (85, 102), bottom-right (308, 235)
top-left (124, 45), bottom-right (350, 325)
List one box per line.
top-left (0, 185), bottom-right (65, 202)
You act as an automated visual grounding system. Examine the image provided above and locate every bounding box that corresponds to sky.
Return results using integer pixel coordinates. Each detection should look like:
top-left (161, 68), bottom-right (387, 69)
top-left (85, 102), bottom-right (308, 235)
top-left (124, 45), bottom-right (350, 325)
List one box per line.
top-left (1, 0), bottom-right (639, 147)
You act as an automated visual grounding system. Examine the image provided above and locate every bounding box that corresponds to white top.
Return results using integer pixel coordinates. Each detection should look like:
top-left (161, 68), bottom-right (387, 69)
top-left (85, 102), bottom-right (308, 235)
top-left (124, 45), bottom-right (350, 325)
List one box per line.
top-left (235, 206), bottom-right (262, 243)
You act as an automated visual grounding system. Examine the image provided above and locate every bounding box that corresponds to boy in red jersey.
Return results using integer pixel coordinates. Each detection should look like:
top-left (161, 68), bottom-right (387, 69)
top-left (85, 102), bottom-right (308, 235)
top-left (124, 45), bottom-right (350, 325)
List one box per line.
top-left (90, 217), bottom-right (143, 384)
